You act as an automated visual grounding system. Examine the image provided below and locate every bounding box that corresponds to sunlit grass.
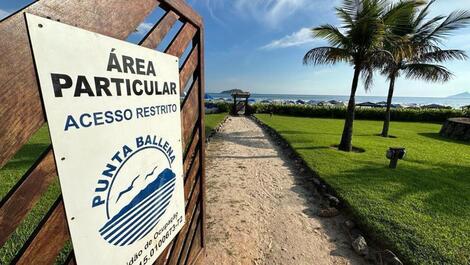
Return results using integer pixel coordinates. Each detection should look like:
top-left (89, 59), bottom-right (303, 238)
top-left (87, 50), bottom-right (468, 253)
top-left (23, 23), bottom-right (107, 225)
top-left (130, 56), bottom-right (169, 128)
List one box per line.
top-left (205, 113), bottom-right (227, 135)
top-left (0, 125), bottom-right (69, 264)
top-left (257, 114), bottom-right (470, 265)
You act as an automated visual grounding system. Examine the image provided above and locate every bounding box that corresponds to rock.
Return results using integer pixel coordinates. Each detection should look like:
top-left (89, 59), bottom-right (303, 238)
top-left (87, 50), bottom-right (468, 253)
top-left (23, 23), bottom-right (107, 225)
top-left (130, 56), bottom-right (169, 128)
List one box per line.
top-left (375, 250), bottom-right (403, 265)
top-left (325, 194), bottom-right (340, 207)
top-left (352, 236), bottom-right (369, 256)
top-left (344, 220), bottom-right (355, 229)
top-left (390, 257), bottom-right (403, 265)
top-left (318, 207), bottom-right (339, 217)
top-left (312, 178), bottom-right (321, 186)
top-left (348, 228), bottom-right (362, 241)
top-left (440, 118), bottom-right (470, 141)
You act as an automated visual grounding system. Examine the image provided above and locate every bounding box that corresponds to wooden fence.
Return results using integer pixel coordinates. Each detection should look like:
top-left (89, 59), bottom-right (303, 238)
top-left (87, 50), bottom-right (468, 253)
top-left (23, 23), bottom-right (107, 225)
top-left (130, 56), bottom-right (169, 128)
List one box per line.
top-left (0, 0), bottom-right (206, 264)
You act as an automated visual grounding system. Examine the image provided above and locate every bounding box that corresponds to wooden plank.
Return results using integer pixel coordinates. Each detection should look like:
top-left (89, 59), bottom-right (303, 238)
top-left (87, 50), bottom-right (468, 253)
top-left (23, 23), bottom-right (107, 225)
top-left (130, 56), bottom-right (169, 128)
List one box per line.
top-left (167, 201), bottom-right (200, 265)
top-left (181, 79), bottom-right (199, 147)
top-left (167, 181), bottom-right (200, 265)
top-left (184, 154), bottom-right (200, 202)
top-left (140, 10), bottom-right (179, 49)
top-left (165, 22), bottom-right (197, 58)
top-left (179, 44), bottom-right (199, 94)
top-left (0, 1), bottom-right (204, 264)
top-left (196, 26), bottom-right (207, 248)
top-left (65, 251), bottom-right (76, 265)
top-left (183, 129), bottom-right (199, 174)
top-left (0, 148), bottom-right (56, 247)
top-left (185, 177), bottom-right (201, 215)
top-left (154, 240), bottom-right (174, 265)
top-left (13, 198), bottom-right (70, 265)
top-left (177, 205), bottom-right (201, 265)
top-left (160, 0), bottom-right (203, 28)
top-left (0, 0), bottom-right (159, 168)
top-left (186, 220), bottom-right (203, 265)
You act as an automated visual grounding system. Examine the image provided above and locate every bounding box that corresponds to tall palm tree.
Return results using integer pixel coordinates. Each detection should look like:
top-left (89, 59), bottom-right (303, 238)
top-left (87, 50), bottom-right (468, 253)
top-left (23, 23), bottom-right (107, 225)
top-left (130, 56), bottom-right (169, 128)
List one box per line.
top-left (304, 0), bottom-right (419, 152)
top-left (380, 0), bottom-right (470, 137)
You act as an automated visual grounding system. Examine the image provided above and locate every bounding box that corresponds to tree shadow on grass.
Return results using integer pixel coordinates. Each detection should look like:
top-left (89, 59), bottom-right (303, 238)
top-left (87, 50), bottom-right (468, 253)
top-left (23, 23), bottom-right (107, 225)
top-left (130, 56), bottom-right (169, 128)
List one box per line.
top-left (418, 132), bottom-right (470, 146)
top-left (334, 161), bottom-right (470, 218)
top-left (295, 146), bottom-right (331, 150)
top-left (1, 143), bottom-right (50, 170)
top-left (256, 120), bottom-right (469, 264)
top-left (327, 161), bottom-right (470, 264)
top-left (279, 130), bottom-right (340, 136)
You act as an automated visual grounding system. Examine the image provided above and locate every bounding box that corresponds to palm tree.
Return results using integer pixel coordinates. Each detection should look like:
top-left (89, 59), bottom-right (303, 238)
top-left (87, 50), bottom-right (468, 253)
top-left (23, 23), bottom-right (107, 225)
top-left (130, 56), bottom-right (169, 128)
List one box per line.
top-left (304, 0), bottom-right (419, 152)
top-left (380, 0), bottom-right (470, 137)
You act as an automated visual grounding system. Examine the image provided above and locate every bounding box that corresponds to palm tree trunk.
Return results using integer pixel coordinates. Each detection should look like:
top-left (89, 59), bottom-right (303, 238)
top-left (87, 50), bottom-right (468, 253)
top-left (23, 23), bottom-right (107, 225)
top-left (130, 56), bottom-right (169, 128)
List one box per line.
top-left (339, 67), bottom-right (361, 152)
top-left (381, 74), bottom-right (396, 137)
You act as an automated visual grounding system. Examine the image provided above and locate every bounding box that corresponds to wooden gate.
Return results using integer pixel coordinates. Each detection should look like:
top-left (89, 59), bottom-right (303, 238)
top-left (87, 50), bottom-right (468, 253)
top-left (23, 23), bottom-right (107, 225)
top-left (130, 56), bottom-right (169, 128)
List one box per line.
top-left (0, 0), bottom-right (206, 264)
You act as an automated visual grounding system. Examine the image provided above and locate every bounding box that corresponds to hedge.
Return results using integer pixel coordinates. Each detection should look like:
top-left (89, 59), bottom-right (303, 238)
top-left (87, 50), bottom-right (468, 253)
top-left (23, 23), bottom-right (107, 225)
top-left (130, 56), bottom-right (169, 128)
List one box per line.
top-left (254, 103), bottom-right (466, 122)
top-left (207, 102), bottom-right (466, 123)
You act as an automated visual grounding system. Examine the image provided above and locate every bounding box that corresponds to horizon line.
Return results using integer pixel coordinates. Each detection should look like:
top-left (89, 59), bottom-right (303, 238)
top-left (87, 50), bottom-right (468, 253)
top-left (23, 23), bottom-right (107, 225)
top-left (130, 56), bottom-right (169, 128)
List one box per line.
top-left (206, 91), bottom-right (470, 99)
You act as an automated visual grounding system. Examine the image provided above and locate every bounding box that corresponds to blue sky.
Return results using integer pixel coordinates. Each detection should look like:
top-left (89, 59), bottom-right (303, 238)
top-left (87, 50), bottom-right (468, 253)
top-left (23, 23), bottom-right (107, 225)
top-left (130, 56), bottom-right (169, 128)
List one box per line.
top-left (2, 0), bottom-right (470, 97)
top-left (186, 0), bottom-right (470, 97)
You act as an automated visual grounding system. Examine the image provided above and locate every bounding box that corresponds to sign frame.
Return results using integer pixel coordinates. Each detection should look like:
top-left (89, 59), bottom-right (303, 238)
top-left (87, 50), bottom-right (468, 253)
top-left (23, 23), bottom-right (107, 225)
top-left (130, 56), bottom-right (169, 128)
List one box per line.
top-left (25, 13), bottom-right (187, 265)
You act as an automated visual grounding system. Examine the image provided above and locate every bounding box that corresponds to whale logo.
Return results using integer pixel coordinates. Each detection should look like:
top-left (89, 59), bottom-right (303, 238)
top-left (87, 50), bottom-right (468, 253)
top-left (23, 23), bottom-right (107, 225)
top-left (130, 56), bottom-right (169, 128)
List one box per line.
top-left (98, 145), bottom-right (176, 246)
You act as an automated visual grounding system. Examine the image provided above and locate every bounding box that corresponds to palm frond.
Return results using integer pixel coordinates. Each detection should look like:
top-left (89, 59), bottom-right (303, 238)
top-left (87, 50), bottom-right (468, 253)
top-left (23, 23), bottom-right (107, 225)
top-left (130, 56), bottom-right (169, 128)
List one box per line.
top-left (413, 0), bottom-right (435, 28)
top-left (382, 0), bottom-right (422, 30)
top-left (336, 7), bottom-right (355, 28)
top-left (313, 25), bottom-right (350, 47)
top-left (416, 49), bottom-right (468, 63)
top-left (403, 63), bottom-right (453, 82)
top-left (361, 64), bottom-right (374, 91)
top-left (413, 15), bottom-right (446, 42)
top-left (370, 49), bottom-right (395, 66)
top-left (341, 0), bottom-right (362, 20)
top-left (425, 10), bottom-right (470, 43)
top-left (303, 47), bottom-right (351, 66)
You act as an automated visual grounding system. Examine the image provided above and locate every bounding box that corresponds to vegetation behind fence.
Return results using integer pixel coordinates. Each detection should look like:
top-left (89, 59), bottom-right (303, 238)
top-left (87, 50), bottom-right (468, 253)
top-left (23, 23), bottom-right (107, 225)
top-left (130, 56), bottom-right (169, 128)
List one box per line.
top-left (209, 102), bottom-right (466, 122)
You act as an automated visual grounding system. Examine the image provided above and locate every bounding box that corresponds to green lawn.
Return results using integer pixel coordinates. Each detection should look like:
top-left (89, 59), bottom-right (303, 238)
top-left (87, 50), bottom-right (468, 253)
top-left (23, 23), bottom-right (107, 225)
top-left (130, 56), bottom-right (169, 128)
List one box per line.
top-left (0, 125), bottom-right (71, 264)
top-left (256, 114), bottom-right (469, 265)
top-left (205, 112), bottom-right (227, 135)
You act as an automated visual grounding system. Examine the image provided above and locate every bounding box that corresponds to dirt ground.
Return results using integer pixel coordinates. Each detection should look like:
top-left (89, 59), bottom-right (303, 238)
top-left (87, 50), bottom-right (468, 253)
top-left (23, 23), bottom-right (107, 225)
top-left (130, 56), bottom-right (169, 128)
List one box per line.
top-left (198, 116), bottom-right (367, 265)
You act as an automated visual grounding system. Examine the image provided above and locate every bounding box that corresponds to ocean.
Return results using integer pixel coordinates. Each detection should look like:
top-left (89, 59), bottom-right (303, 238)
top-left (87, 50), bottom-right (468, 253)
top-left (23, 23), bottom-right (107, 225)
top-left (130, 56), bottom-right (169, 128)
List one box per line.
top-left (207, 93), bottom-right (470, 108)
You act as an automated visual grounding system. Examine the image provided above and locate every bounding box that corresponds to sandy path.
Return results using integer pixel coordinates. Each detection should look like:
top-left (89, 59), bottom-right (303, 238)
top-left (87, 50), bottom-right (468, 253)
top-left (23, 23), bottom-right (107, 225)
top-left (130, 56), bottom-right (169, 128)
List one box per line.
top-left (199, 116), bottom-right (367, 265)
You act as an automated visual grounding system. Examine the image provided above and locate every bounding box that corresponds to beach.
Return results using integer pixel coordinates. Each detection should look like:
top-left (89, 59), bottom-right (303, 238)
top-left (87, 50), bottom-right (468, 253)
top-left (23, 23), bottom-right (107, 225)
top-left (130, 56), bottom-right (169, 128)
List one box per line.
top-left (207, 93), bottom-right (470, 108)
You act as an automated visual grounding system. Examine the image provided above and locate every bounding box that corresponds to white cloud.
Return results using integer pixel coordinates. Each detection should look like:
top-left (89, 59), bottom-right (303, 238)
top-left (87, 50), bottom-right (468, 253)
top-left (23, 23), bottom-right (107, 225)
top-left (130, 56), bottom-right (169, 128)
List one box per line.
top-left (261, 27), bottom-right (320, 49)
top-left (197, 0), bottom-right (226, 26)
top-left (193, 0), bottom-right (322, 28)
top-left (136, 22), bottom-right (153, 35)
top-left (235, 0), bottom-right (308, 27)
top-left (0, 9), bottom-right (10, 20)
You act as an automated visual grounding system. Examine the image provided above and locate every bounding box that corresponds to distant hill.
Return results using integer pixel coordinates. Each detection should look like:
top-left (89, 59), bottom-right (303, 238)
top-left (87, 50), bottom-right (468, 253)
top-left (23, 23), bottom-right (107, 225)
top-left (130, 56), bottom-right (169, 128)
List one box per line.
top-left (448, 92), bottom-right (470, 98)
top-left (220, 89), bottom-right (244, 94)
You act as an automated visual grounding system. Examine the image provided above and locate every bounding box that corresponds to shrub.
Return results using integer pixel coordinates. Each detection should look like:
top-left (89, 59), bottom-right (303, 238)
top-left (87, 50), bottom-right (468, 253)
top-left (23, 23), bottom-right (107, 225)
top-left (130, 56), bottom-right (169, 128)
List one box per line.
top-left (252, 103), bottom-right (465, 123)
top-left (204, 101), bottom-right (231, 113)
top-left (463, 106), bottom-right (470, 118)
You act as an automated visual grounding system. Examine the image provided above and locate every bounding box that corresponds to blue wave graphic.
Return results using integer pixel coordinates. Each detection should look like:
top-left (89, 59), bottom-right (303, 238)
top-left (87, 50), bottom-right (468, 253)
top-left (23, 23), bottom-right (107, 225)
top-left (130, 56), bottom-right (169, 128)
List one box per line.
top-left (100, 168), bottom-right (176, 246)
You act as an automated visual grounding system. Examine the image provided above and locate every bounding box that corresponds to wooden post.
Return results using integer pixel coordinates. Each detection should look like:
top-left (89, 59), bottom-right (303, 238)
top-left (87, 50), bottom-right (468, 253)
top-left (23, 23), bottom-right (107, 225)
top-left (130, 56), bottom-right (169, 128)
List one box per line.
top-left (232, 95), bottom-right (237, 115)
top-left (244, 97), bottom-right (249, 116)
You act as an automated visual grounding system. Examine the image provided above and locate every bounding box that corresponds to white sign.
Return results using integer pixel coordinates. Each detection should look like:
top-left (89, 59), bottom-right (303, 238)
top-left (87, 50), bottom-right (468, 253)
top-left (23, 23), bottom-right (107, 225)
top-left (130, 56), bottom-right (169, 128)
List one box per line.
top-left (26, 14), bottom-right (185, 264)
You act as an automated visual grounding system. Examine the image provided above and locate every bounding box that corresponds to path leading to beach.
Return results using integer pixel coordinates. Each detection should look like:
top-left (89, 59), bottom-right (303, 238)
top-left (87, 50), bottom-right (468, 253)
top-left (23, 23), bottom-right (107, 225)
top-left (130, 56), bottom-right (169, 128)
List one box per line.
top-left (199, 116), bottom-right (366, 265)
